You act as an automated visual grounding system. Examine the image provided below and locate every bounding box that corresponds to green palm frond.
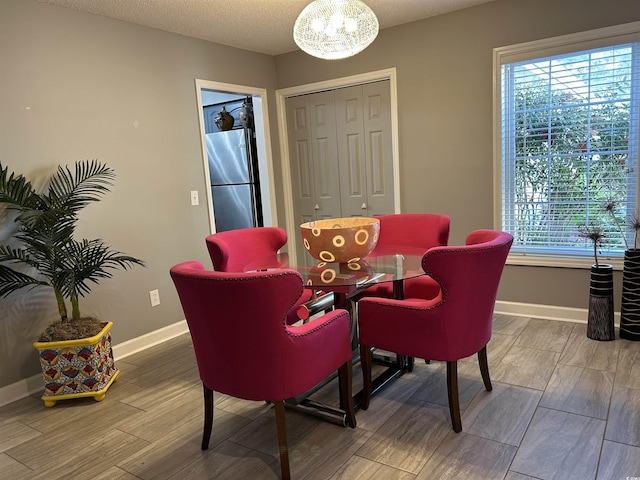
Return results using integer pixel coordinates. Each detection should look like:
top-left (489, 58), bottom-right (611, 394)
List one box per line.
top-left (0, 160), bottom-right (145, 321)
top-left (59, 239), bottom-right (146, 298)
top-left (0, 163), bottom-right (37, 209)
top-left (46, 160), bottom-right (115, 214)
top-left (0, 265), bottom-right (47, 297)
top-left (0, 245), bottom-right (32, 264)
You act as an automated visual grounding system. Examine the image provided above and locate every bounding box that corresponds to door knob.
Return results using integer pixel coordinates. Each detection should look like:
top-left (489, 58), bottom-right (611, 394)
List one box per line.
top-left (314, 204), bottom-right (320, 210)
top-left (361, 203), bottom-right (367, 209)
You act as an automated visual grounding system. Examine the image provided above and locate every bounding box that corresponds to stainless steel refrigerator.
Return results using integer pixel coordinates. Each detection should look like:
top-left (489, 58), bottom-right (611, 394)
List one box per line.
top-left (205, 128), bottom-right (262, 232)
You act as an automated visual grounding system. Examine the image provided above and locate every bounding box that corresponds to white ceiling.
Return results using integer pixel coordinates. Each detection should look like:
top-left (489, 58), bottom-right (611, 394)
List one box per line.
top-left (38, 0), bottom-right (497, 56)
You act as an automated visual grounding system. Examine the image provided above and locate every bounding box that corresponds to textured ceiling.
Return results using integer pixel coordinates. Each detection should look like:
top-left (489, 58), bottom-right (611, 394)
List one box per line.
top-left (38, 0), bottom-right (497, 56)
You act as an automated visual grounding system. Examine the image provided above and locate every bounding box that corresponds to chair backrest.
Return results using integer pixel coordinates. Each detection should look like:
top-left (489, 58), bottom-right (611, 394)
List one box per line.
top-left (421, 229), bottom-right (513, 359)
top-left (170, 261), bottom-right (312, 400)
top-left (205, 227), bottom-right (288, 272)
top-left (371, 213), bottom-right (450, 255)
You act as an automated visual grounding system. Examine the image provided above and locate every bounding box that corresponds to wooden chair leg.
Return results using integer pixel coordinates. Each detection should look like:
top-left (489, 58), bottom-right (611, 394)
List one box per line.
top-left (446, 361), bottom-right (462, 433)
top-left (359, 344), bottom-right (372, 410)
top-left (274, 401), bottom-right (291, 480)
top-left (478, 346), bottom-right (493, 392)
top-left (202, 384), bottom-right (214, 450)
top-left (338, 361), bottom-right (357, 428)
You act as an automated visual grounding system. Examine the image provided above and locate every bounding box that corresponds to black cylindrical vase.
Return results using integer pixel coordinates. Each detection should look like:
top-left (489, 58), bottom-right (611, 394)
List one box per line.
top-left (587, 264), bottom-right (615, 341)
top-left (620, 250), bottom-right (640, 340)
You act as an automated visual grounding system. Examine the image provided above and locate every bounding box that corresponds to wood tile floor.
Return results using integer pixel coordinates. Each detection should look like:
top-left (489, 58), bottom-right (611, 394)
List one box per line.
top-left (2, 314), bottom-right (640, 479)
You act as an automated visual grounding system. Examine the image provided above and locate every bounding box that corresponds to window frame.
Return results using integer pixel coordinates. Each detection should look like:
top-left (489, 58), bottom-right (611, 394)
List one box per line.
top-left (493, 21), bottom-right (640, 270)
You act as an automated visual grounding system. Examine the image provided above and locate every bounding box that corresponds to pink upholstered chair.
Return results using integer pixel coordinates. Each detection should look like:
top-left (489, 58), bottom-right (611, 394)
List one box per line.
top-left (205, 227), bottom-right (318, 324)
top-left (170, 261), bottom-right (356, 480)
top-left (360, 213), bottom-right (451, 299)
top-left (357, 230), bottom-right (513, 432)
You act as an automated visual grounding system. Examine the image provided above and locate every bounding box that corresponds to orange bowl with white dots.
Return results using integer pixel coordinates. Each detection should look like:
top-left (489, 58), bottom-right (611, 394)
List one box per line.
top-left (300, 217), bottom-right (380, 263)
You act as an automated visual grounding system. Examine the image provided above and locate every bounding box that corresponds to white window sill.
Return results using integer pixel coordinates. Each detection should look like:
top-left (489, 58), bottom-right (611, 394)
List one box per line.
top-left (506, 253), bottom-right (624, 271)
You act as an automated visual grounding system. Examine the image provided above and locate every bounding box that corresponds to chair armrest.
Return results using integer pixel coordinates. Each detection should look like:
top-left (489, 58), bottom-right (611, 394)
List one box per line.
top-left (286, 309), bottom-right (352, 364)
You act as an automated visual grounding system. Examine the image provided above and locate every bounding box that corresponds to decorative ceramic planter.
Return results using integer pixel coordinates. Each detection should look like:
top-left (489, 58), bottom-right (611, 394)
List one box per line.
top-left (620, 249), bottom-right (640, 341)
top-left (587, 264), bottom-right (615, 341)
top-left (33, 321), bottom-right (119, 407)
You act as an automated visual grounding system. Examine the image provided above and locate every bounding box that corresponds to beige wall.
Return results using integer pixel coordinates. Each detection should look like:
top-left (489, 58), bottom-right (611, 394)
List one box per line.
top-left (1, 0), bottom-right (638, 392)
top-left (0, 0), bottom-right (279, 389)
top-left (275, 0), bottom-right (638, 310)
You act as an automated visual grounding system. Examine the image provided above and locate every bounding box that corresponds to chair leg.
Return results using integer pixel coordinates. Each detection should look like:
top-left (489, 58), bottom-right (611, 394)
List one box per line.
top-left (202, 384), bottom-right (214, 450)
top-left (359, 344), bottom-right (372, 410)
top-left (274, 401), bottom-right (291, 480)
top-left (446, 361), bottom-right (462, 433)
top-left (338, 361), bottom-right (357, 428)
top-left (478, 346), bottom-right (493, 392)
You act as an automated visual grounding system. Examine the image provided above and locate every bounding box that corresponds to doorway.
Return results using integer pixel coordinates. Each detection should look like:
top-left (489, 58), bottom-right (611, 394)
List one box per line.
top-left (195, 79), bottom-right (278, 233)
top-left (276, 68), bottom-right (401, 262)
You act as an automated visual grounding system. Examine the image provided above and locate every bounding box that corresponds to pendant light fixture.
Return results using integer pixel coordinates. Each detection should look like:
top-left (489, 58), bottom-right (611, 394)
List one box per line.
top-left (293, 0), bottom-right (379, 60)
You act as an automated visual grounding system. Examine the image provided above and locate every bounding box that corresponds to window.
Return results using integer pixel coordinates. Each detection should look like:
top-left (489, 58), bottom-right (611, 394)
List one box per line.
top-left (494, 24), bottom-right (640, 265)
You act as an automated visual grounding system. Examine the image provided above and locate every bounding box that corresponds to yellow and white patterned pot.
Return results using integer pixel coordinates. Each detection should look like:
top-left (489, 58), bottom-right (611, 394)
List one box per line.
top-left (33, 321), bottom-right (119, 407)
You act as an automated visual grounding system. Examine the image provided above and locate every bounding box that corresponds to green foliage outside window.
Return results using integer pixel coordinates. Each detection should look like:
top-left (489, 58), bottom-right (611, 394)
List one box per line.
top-left (503, 45), bottom-right (637, 256)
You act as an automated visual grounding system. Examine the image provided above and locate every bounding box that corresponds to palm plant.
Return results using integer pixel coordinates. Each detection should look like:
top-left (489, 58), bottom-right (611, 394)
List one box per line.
top-left (0, 160), bottom-right (145, 322)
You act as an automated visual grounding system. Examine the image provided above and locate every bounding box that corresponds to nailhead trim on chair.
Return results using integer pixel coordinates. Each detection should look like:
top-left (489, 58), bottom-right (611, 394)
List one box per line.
top-left (171, 269), bottom-right (349, 338)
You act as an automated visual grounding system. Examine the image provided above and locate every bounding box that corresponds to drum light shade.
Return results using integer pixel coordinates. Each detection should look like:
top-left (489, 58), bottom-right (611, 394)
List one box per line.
top-left (293, 0), bottom-right (379, 60)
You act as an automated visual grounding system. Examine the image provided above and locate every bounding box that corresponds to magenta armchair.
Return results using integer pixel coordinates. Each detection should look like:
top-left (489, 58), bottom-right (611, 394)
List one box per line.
top-left (170, 261), bottom-right (356, 480)
top-left (205, 227), bottom-right (318, 324)
top-left (358, 230), bottom-right (513, 432)
top-left (361, 213), bottom-right (450, 299)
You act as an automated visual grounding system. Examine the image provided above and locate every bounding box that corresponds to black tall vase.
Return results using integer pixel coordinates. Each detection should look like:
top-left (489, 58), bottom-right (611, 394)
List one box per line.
top-left (587, 264), bottom-right (615, 341)
top-left (620, 250), bottom-right (640, 340)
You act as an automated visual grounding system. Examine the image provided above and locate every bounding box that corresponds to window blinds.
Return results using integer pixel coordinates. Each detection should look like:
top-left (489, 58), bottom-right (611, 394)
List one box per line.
top-left (500, 42), bottom-right (640, 258)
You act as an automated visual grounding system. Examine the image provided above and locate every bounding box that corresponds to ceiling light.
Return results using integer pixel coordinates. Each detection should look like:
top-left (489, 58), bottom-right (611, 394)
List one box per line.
top-left (293, 0), bottom-right (379, 60)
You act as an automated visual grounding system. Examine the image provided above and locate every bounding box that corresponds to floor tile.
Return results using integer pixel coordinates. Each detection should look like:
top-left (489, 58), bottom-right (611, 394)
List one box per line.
top-left (514, 318), bottom-right (573, 352)
top-left (539, 363), bottom-right (614, 419)
top-left (0, 452), bottom-right (33, 479)
top-left (93, 466), bottom-right (142, 480)
top-left (167, 439), bottom-right (281, 480)
top-left (597, 440), bottom-right (640, 480)
top-left (504, 472), bottom-right (541, 479)
top-left (559, 326), bottom-right (620, 372)
top-left (0, 420), bottom-right (41, 453)
top-left (463, 383), bottom-right (542, 446)
top-left (17, 429), bottom-right (150, 480)
top-left (410, 360), bottom-right (484, 411)
top-left (605, 385), bottom-right (640, 446)
top-left (510, 407), bottom-right (605, 480)
top-left (414, 431), bottom-right (516, 479)
top-left (615, 341), bottom-right (640, 389)
top-left (491, 345), bottom-right (560, 390)
top-left (493, 314), bottom-right (530, 336)
top-left (327, 455), bottom-right (416, 479)
top-left (355, 400), bottom-right (451, 474)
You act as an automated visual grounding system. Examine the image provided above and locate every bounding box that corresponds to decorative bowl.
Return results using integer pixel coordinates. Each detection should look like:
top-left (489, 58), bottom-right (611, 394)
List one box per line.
top-left (300, 217), bottom-right (380, 263)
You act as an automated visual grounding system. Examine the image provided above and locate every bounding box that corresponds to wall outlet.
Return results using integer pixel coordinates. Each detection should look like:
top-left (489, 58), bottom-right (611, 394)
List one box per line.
top-left (190, 190), bottom-right (199, 205)
top-left (149, 289), bottom-right (160, 307)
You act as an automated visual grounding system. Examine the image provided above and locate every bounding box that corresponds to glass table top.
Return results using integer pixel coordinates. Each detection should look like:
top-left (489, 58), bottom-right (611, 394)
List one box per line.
top-left (243, 246), bottom-right (426, 291)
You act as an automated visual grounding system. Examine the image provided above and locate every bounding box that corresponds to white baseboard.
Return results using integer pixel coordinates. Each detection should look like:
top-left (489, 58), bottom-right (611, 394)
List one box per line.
top-left (112, 319), bottom-right (189, 360)
top-left (0, 301), bottom-right (620, 408)
top-left (494, 300), bottom-right (620, 326)
top-left (0, 319), bottom-right (189, 409)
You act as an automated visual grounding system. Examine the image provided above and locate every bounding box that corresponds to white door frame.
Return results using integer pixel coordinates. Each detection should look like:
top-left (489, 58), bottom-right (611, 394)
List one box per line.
top-left (195, 79), bottom-right (278, 233)
top-left (275, 68), bottom-right (401, 260)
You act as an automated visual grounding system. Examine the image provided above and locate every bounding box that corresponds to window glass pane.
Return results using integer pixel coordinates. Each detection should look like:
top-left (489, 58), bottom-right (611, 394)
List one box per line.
top-left (501, 42), bottom-right (639, 258)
